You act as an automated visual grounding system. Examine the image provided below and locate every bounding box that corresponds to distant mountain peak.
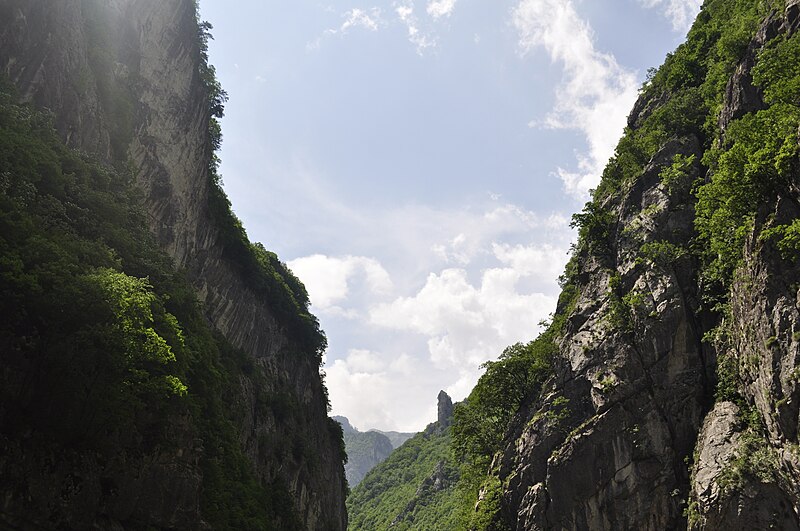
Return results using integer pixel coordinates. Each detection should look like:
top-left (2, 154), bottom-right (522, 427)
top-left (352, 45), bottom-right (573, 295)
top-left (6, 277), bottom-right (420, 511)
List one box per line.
top-left (332, 415), bottom-right (356, 434)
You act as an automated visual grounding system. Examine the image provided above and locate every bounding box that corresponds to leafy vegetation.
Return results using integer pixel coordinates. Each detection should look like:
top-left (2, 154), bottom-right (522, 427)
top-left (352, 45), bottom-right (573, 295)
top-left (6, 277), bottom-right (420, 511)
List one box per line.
top-left (660, 153), bottom-right (697, 194)
top-left (452, 339), bottom-right (556, 472)
top-left (0, 84), bottom-right (185, 444)
top-left (0, 71), bottom-right (303, 529)
top-left (347, 429), bottom-right (473, 531)
top-left (468, 476), bottom-right (511, 531)
top-left (717, 407), bottom-right (779, 494)
top-left (637, 240), bottom-right (687, 268)
top-left (696, 103), bottom-right (799, 291)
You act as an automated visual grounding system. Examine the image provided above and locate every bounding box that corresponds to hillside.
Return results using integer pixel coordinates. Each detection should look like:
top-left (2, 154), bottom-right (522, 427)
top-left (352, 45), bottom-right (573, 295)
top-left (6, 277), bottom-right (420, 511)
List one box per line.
top-left (371, 429), bottom-right (415, 450)
top-left (0, 1), bottom-right (345, 529)
top-left (334, 416), bottom-right (396, 487)
top-left (347, 392), bottom-right (477, 530)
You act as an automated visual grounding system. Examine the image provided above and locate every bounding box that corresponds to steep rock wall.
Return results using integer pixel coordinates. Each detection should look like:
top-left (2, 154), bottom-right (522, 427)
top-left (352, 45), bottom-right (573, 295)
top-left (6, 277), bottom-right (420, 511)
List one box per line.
top-left (495, 2), bottom-right (800, 530)
top-left (500, 135), bottom-right (709, 530)
top-left (0, 1), bottom-right (346, 528)
top-left (688, 9), bottom-right (800, 524)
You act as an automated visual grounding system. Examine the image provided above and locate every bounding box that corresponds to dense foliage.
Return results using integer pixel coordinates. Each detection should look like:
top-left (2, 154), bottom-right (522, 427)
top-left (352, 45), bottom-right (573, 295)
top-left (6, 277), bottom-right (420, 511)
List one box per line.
top-left (347, 428), bottom-right (473, 531)
top-left (0, 83), bottom-right (186, 445)
top-left (0, 78), bottom-right (302, 529)
top-left (452, 338), bottom-right (556, 471)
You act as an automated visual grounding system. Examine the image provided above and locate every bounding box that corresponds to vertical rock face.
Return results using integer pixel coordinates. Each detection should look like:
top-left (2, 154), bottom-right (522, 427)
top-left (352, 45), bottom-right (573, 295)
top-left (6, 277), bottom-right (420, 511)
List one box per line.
top-left (438, 390), bottom-right (454, 429)
top-left (689, 401), bottom-right (799, 530)
top-left (0, 0), bottom-right (346, 529)
top-left (501, 135), bottom-right (709, 531)
top-left (496, 3), bottom-right (800, 530)
top-left (686, 6), bottom-right (800, 529)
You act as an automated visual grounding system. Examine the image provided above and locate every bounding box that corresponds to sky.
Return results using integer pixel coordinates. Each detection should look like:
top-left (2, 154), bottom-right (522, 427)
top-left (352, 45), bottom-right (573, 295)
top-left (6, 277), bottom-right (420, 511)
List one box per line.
top-left (197, 0), bottom-right (702, 432)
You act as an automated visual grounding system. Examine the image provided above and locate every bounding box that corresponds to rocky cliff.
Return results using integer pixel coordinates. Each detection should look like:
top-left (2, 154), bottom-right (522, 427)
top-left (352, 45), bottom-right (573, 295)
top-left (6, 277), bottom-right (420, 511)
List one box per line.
top-left (487, 1), bottom-right (800, 529)
top-left (0, 0), bottom-right (346, 528)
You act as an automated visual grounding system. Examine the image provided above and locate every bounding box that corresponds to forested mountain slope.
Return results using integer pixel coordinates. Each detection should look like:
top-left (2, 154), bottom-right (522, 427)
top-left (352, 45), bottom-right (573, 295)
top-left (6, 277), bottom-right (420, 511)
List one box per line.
top-left (359, 0), bottom-right (800, 529)
top-left (0, 1), bottom-right (346, 529)
top-left (347, 392), bottom-right (478, 531)
top-left (334, 416), bottom-right (398, 488)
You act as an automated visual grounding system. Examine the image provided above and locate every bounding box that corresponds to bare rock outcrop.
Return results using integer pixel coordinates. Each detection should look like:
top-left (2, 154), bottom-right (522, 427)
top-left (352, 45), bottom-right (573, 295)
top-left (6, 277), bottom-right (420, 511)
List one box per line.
top-left (498, 3), bottom-right (800, 529)
top-left (499, 133), bottom-right (708, 530)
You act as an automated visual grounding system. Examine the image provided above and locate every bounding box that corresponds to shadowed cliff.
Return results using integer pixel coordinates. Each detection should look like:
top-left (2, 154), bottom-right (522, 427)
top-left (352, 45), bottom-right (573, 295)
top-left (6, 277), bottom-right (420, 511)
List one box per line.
top-left (0, 0), bottom-right (346, 528)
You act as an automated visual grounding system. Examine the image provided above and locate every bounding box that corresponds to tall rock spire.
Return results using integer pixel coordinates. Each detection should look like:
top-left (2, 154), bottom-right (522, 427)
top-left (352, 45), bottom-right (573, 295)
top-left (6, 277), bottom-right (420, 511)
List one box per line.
top-left (437, 390), bottom-right (454, 429)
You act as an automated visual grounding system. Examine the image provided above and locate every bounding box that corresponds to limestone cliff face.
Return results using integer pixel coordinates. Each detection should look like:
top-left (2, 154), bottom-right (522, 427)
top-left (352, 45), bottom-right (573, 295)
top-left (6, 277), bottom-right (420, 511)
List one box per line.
top-left (0, 1), bottom-right (346, 529)
top-left (500, 133), bottom-right (708, 531)
top-left (494, 2), bottom-right (800, 530)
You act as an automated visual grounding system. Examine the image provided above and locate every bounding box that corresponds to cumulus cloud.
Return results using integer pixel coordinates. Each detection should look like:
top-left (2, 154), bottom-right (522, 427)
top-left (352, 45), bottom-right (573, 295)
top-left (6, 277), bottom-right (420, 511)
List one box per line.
top-left (492, 242), bottom-right (567, 289)
top-left (326, 349), bottom-right (440, 431)
top-left (264, 161), bottom-right (575, 430)
top-left (370, 242), bottom-right (562, 370)
top-left (298, 199), bottom-right (573, 430)
top-left (422, 203), bottom-right (570, 268)
top-left (427, 0), bottom-right (457, 20)
top-left (638, 0), bottom-right (703, 32)
top-left (288, 254), bottom-right (392, 315)
top-left (307, 7), bottom-right (384, 51)
top-left (513, 0), bottom-right (639, 199)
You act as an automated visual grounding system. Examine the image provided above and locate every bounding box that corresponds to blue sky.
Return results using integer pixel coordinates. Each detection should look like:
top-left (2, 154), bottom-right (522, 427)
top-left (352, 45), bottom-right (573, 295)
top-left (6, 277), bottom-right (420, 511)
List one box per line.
top-left (198, 0), bottom-right (701, 431)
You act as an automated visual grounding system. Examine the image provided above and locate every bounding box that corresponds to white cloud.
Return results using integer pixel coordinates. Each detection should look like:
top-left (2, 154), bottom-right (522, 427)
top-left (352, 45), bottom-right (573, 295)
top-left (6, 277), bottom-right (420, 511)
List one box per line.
top-left (298, 200), bottom-right (573, 430)
top-left (395, 1), bottom-right (437, 54)
top-left (492, 242), bottom-right (567, 287)
top-left (326, 349), bottom-right (439, 431)
top-left (307, 7), bottom-right (385, 51)
top-left (370, 242), bottom-right (562, 370)
top-left (427, 0), bottom-right (457, 20)
top-left (513, 0), bottom-right (639, 199)
top-left (340, 7), bottom-right (383, 32)
top-left (423, 203), bottom-right (570, 268)
top-left (638, 0), bottom-right (702, 32)
top-left (288, 254), bottom-right (392, 314)
top-left (343, 348), bottom-right (385, 373)
top-left (309, 1), bottom-right (454, 57)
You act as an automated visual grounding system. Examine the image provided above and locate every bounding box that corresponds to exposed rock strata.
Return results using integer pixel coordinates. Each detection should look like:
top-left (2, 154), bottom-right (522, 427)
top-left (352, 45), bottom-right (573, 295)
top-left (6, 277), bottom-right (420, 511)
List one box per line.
top-left (438, 390), bottom-right (454, 430)
top-left (688, 5), bottom-right (800, 529)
